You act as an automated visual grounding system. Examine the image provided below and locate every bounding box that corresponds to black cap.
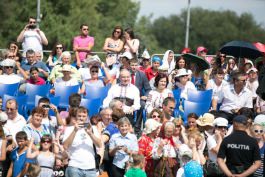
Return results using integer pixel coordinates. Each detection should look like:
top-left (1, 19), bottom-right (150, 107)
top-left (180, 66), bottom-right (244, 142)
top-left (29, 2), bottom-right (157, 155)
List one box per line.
top-left (233, 115), bottom-right (248, 125)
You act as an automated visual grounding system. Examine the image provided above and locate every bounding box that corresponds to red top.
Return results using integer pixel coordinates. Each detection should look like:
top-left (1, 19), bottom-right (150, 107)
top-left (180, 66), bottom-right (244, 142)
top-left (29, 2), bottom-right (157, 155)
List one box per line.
top-left (27, 77), bottom-right (46, 85)
top-left (145, 67), bottom-right (158, 81)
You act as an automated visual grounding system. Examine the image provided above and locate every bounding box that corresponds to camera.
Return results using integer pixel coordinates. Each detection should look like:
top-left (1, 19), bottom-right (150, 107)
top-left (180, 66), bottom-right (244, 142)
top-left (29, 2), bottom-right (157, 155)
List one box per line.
top-left (28, 24), bottom-right (37, 29)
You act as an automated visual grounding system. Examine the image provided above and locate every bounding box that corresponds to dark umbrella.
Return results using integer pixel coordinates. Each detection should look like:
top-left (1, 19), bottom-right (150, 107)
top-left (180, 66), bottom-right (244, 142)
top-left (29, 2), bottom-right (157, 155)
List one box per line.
top-left (219, 40), bottom-right (262, 59)
top-left (182, 53), bottom-right (210, 71)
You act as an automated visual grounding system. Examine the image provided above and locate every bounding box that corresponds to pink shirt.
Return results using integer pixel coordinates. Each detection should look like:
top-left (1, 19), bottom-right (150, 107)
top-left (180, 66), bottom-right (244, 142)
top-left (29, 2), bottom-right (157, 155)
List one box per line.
top-left (73, 35), bottom-right (94, 62)
top-left (27, 77), bottom-right (46, 85)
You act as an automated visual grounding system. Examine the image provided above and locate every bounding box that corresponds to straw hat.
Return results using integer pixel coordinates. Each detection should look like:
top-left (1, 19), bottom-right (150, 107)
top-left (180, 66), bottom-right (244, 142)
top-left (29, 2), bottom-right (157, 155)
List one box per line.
top-left (143, 119), bottom-right (161, 134)
top-left (196, 113), bottom-right (215, 126)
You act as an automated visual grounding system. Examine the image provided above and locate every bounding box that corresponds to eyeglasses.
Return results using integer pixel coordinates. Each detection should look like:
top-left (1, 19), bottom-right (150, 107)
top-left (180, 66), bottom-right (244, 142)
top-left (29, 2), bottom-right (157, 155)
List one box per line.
top-left (220, 55), bottom-right (226, 58)
top-left (254, 130), bottom-right (263, 133)
top-left (56, 46), bottom-right (63, 49)
top-left (4, 66), bottom-right (14, 69)
top-left (152, 115), bottom-right (160, 118)
top-left (29, 21), bottom-right (36, 24)
top-left (8, 55), bottom-right (15, 58)
top-left (82, 28), bottom-right (89, 31)
top-left (91, 70), bottom-right (98, 73)
top-left (6, 107), bottom-right (16, 111)
top-left (114, 30), bottom-right (121, 34)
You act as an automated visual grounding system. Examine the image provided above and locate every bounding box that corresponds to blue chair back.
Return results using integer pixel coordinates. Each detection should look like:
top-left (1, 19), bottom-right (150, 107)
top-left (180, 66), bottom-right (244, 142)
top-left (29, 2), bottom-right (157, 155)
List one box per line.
top-left (0, 83), bottom-right (20, 98)
top-left (26, 83), bottom-right (50, 107)
top-left (85, 85), bottom-right (110, 101)
top-left (182, 100), bottom-right (210, 123)
top-left (35, 95), bottom-right (60, 107)
top-left (80, 98), bottom-right (101, 117)
top-left (2, 94), bottom-right (28, 117)
top-left (54, 85), bottom-right (79, 109)
top-left (187, 89), bottom-right (213, 102)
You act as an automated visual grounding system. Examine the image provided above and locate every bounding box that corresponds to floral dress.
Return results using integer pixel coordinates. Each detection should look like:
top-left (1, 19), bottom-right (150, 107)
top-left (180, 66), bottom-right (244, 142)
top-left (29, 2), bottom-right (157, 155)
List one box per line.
top-left (138, 134), bottom-right (154, 177)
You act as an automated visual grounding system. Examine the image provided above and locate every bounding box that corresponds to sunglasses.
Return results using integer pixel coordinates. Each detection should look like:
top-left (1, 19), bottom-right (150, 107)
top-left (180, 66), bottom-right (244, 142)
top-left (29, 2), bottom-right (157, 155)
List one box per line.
top-left (216, 126), bottom-right (227, 129)
top-left (220, 55), bottom-right (226, 58)
top-left (254, 130), bottom-right (263, 133)
top-left (91, 70), bottom-right (98, 73)
top-left (236, 79), bottom-right (246, 83)
top-left (175, 125), bottom-right (181, 128)
top-left (82, 28), bottom-right (89, 31)
top-left (29, 21), bottom-right (36, 24)
top-left (114, 30), bottom-right (121, 34)
top-left (42, 105), bottom-right (50, 109)
top-left (56, 46), bottom-right (63, 49)
top-left (152, 115), bottom-right (160, 118)
top-left (4, 66), bottom-right (14, 69)
top-left (41, 139), bottom-right (52, 143)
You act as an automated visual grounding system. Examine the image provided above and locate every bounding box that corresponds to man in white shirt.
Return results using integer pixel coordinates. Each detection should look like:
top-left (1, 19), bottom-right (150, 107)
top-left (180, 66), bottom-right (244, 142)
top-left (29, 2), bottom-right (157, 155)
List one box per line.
top-left (63, 106), bottom-right (102, 177)
top-left (4, 99), bottom-right (27, 141)
top-left (17, 16), bottom-right (48, 58)
top-left (103, 69), bottom-right (140, 125)
top-left (213, 71), bottom-right (253, 123)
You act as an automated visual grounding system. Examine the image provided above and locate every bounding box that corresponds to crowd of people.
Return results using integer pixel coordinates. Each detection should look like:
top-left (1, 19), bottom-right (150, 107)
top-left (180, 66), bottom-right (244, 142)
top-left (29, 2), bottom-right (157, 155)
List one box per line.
top-left (0, 16), bottom-right (264, 177)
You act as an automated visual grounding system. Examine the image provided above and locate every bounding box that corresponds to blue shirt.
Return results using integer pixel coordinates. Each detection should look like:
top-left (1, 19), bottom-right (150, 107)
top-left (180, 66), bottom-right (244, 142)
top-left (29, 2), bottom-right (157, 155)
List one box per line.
top-left (10, 148), bottom-right (34, 177)
top-left (109, 132), bottom-right (138, 169)
top-left (21, 61), bottom-right (50, 78)
top-left (103, 122), bottom-right (119, 138)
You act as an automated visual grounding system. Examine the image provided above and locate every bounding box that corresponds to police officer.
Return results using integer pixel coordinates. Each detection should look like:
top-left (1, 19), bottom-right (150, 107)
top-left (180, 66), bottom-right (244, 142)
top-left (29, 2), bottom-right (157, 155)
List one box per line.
top-left (217, 115), bottom-right (261, 177)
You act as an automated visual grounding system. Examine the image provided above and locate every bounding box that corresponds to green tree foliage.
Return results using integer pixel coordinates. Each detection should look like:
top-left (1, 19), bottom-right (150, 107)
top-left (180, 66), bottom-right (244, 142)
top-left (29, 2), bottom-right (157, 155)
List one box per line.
top-left (0, 2), bottom-right (264, 56)
top-left (150, 7), bottom-right (265, 54)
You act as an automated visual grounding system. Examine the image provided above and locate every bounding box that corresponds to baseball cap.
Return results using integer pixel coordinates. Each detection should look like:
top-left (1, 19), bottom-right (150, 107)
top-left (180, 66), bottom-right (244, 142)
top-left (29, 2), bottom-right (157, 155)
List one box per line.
top-left (233, 115), bottom-right (248, 125)
top-left (213, 117), bottom-right (228, 127)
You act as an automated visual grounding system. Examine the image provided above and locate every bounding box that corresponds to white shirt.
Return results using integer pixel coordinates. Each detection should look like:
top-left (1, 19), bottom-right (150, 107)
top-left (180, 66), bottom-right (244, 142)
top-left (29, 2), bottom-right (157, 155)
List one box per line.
top-left (22, 30), bottom-right (43, 56)
top-left (145, 88), bottom-right (173, 114)
top-left (219, 84), bottom-right (253, 113)
top-left (62, 126), bottom-right (100, 169)
top-left (0, 74), bottom-right (24, 84)
top-left (175, 81), bottom-right (196, 100)
top-left (103, 84), bottom-right (141, 112)
top-left (4, 114), bottom-right (26, 140)
top-left (207, 79), bottom-right (228, 103)
top-left (207, 134), bottom-right (218, 162)
top-left (246, 79), bottom-right (259, 99)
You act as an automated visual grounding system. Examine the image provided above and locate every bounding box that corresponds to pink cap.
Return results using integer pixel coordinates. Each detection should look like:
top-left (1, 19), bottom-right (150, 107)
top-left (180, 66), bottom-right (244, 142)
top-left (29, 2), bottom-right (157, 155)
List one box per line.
top-left (196, 46), bottom-right (208, 55)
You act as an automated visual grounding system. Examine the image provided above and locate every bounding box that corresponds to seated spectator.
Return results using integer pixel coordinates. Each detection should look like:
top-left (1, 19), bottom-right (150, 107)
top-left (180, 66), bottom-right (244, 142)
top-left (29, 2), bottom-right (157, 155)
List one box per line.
top-left (161, 50), bottom-right (175, 74)
top-left (186, 113), bottom-right (199, 131)
top-left (145, 56), bottom-right (162, 81)
top-left (148, 108), bottom-right (163, 123)
top-left (139, 49), bottom-right (151, 72)
top-left (48, 51), bottom-right (81, 84)
top-left (26, 66), bottom-right (46, 85)
top-left (0, 59), bottom-right (25, 84)
top-left (59, 93), bottom-right (81, 121)
top-left (46, 42), bottom-right (65, 69)
top-left (145, 73), bottom-right (173, 114)
top-left (246, 67), bottom-right (259, 101)
top-left (54, 64), bottom-right (80, 87)
top-left (174, 68), bottom-right (196, 99)
top-left (172, 118), bottom-right (188, 145)
top-left (21, 49), bottom-right (49, 79)
top-left (213, 71), bottom-right (253, 123)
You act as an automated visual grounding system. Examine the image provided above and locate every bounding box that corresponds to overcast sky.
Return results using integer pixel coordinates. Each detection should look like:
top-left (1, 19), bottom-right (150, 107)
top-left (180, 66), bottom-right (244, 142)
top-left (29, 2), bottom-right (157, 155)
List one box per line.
top-left (137, 0), bottom-right (265, 27)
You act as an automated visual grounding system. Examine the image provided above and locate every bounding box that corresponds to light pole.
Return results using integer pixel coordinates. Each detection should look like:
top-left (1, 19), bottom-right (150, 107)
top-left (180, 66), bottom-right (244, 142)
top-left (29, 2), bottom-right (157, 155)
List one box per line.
top-left (37, 0), bottom-right (41, 28)
top-left (185, 0), bottom-right (191, 48)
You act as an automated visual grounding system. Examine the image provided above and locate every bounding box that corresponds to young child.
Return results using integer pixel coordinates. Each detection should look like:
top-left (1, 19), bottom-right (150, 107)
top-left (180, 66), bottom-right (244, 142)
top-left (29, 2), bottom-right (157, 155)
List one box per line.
top-left (7, 131), bottom-right (33, 177)
top-left (125, 154), bottom-right (147, 177)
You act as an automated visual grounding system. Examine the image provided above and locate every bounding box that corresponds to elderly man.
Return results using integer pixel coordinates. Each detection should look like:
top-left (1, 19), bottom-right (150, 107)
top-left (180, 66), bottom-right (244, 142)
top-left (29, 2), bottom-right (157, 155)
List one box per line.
top-left (3, 99), bottom-right (26, 141)
top-left (213, 71), bottom-right (253, 123)
top-left (217, 115), bottom-right (261, 177)
top-left (103, 69), bottom-right (140, 125)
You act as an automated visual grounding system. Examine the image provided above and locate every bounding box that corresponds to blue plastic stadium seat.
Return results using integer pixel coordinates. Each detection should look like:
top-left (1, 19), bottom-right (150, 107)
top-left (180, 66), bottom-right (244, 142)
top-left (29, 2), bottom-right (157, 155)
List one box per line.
top-left (0, 83), bottom-right (20, 98)
top-left (80, 98), bottom-right (101, 117)
top-left (84, 85), bottom-right (110, 103)
top-left (187, 89), bottom-right (213, 108)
